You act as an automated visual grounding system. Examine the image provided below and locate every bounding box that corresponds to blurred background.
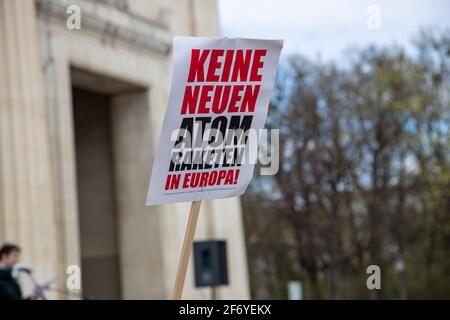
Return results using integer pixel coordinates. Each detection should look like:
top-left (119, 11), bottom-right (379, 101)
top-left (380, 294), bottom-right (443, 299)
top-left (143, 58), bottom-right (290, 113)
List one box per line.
top-left (0, 0), bottom-right (449, 299)
top-left (225, 0), bottom-right (450, 299)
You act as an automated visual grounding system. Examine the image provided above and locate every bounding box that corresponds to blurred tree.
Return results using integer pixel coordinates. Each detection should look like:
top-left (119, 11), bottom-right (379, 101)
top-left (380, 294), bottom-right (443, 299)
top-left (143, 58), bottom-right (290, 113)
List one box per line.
top-left (242, 28), bottom-right (450, 299)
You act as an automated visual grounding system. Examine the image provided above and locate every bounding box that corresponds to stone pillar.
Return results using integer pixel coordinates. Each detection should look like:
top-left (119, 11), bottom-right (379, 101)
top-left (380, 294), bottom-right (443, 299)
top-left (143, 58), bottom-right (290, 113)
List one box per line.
top-left (111, 92), bottom-right (166, 299)
top-left (0, 0), bottom-right (58, 294)
top-left (39, 22), bottom-right (81, 296)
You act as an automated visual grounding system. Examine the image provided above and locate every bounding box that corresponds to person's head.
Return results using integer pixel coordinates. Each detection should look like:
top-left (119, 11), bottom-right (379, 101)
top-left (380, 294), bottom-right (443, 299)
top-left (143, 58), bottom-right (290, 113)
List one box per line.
top-left (0, 243), bottom-right (21, 268)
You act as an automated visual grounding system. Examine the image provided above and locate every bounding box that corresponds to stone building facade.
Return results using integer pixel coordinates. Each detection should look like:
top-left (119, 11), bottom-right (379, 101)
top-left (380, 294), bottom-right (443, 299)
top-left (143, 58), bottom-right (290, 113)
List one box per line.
top-left (0, 0), bottom-right (249, 299)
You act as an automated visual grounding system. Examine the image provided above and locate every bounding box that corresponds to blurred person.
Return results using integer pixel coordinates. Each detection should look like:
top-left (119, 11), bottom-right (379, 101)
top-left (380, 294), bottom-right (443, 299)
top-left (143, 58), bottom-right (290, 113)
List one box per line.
top-left (0, 243), bottom-right (27, 300)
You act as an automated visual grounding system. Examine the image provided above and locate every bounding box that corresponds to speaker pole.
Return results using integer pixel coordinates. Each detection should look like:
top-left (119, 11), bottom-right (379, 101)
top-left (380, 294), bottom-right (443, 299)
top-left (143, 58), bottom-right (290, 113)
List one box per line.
top-left (172, 200), bottom-right (202, 300)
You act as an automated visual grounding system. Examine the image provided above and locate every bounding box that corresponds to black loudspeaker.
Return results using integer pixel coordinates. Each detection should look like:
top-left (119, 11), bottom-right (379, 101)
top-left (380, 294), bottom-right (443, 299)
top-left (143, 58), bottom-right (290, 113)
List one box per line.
top-left (193, 240), bottom-right (228, 287)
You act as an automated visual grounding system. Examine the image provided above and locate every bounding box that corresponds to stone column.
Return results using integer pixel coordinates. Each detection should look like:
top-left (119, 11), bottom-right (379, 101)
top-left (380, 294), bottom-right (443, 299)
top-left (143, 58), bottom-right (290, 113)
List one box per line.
top-left (38, 18), bottom-right (81, 297)
top-left (0, 0), bottom-right (59, 294)
top-left (111, 92), bottom-right (165, 299)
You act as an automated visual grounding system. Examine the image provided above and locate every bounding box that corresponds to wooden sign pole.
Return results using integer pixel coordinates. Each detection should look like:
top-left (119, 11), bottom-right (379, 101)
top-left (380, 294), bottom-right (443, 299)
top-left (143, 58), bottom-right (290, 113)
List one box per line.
top-left (172, 200), bottom-right (202, 300)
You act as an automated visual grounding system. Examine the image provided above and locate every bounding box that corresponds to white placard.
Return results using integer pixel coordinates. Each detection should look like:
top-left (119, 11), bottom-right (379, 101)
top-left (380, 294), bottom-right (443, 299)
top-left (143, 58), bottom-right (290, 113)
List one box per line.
top-left (147, 37), bottom-right (283, 205)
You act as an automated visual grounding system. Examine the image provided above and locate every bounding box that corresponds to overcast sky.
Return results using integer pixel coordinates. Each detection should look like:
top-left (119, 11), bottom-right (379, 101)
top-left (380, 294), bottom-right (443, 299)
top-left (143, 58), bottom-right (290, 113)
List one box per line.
top-left (218, 0), bottom-right (450, 61)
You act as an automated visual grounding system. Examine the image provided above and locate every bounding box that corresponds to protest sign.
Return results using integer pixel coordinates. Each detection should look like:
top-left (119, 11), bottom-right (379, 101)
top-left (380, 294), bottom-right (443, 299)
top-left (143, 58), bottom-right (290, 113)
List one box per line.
top-left (147, 37), bottom-right (283, 206)
top-left (145, 37), bottom-right (282, 299)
